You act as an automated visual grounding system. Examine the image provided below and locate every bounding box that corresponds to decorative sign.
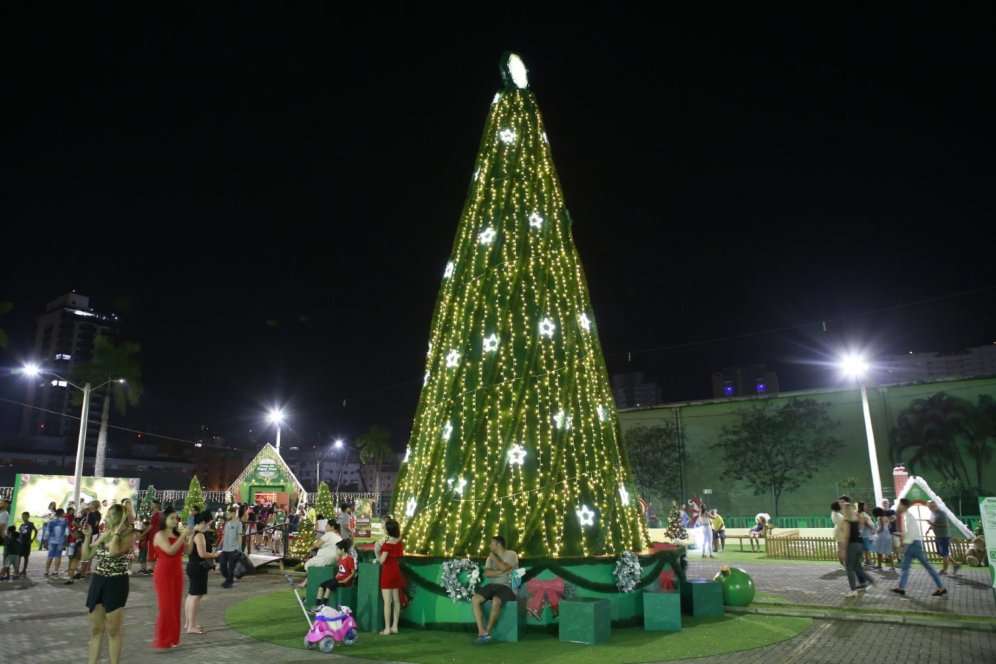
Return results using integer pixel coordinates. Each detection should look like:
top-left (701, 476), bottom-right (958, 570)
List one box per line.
top-left (979, 496), bottom-right (996, 589)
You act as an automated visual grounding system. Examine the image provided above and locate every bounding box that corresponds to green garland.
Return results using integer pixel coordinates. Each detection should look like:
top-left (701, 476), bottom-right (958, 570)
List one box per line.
top-left (399, 549), bottom-right (685, 598)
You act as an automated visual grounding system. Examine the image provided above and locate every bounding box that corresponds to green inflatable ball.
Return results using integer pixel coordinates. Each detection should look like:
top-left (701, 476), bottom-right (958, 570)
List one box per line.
top-left (713, 566), bottom-right (755, 606)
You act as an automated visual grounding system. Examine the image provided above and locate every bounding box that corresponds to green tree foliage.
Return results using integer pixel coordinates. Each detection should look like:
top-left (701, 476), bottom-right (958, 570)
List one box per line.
top-left (182, 476), bottom-right (204, 521)
top-left (962, 395), bottom-right (996, 493)
top-left (711, 398), bottom-right (840, 515)
top-left (623, 424), bottom-right (683, 512)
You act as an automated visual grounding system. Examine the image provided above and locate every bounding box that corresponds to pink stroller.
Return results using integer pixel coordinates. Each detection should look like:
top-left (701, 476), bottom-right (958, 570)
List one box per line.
top-left (286, 575), bottom-right (359, 653)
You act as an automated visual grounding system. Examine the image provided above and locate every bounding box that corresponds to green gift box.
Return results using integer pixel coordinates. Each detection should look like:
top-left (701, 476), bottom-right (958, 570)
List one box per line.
top-left (559, 598), bottom-right (611, 645)
top-left (357, 561), bottom-right (385, 632)
top-left (305, 565), bottom-right (334, 607)
top-left (680, 578), bottom-right (724, 618)
top-left (643, 590), bottom-right (681, 631)
top-left (488, 599), bottom-right (523, 642)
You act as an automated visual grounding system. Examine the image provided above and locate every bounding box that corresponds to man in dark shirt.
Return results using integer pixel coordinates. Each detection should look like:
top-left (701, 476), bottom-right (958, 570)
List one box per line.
top-left (17, 512), bottom-right (37, 578)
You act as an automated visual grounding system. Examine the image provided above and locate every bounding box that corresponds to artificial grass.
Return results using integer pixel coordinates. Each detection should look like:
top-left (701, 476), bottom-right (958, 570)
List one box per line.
top-left (226, 589), bottom-right (811, 663)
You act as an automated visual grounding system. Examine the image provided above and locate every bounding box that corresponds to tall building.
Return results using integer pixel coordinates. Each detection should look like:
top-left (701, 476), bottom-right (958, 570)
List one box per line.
top-left (712, 364), bottom-right (780, 399)
top-left (876, 344), bottom-right (996, 384)
top-left (611, 371), bottom-right (662, 409)
top-left (19, 292), bottom-right (120, 439)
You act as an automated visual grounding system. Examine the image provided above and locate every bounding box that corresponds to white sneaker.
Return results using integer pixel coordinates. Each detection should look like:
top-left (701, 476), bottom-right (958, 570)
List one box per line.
top-left (845, 590), bottom-right (861, 598)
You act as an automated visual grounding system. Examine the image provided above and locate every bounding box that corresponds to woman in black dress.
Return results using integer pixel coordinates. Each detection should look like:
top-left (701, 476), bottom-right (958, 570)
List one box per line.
top-left (83, 503), bottom-right (138, 664)
top-left (184, 510), bottom-right (221, 634)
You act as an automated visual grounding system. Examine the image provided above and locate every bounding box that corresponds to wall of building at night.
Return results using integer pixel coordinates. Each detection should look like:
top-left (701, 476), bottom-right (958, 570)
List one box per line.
top-left (619, 375), bottom-right (996, 517)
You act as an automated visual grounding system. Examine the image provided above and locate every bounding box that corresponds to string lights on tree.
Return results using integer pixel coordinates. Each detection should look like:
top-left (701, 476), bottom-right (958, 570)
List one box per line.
top-left (392, 52), bottom-right (649, 558)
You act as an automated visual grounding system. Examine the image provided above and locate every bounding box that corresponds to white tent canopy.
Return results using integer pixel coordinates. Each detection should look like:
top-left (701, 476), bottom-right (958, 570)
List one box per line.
top-left (893, 474), bottom-right (973, 540)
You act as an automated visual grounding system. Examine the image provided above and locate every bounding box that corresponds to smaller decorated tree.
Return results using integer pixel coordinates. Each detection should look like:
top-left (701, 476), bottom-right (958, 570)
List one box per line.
top-left (181, 476), bottom-right (204, 522)
top-left (290, 514), bottom-right (316, 560)
top-left (314, 481), bottom-right (335, 521)
top-left (138, 485), bottom-right (157, 522)
top-left (665, 501), bottom-right (687, 543)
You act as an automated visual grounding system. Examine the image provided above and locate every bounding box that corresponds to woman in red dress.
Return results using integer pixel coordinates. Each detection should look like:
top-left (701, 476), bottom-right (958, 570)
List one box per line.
top-left (151, 509), bottom-right (191, 649)
top-left (375, 519), bottom-right (404, 635)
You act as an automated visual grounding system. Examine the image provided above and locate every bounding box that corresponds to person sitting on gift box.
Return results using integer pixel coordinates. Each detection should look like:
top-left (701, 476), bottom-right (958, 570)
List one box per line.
top-left (313, 539), bottom-right (356, 611)
top-left (471, 535), bottom-right (519, 645)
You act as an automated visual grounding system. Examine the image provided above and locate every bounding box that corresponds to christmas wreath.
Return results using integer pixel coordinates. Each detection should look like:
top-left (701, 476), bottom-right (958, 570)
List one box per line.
top-left (613, 551), bottom-right (643, 593)
top-left (440, 558), bottom-right (481, 602)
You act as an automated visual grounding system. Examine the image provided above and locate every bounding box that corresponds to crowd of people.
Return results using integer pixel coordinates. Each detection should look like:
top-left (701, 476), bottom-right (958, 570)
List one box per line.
top-left (830, 494), bottom-right (954, 598)
top-left (675, 499), bottom-right (727, 557)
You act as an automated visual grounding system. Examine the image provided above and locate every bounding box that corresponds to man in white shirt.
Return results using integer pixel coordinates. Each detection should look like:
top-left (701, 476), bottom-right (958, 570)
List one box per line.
top-left (892, 498), bottom-right (945, 597)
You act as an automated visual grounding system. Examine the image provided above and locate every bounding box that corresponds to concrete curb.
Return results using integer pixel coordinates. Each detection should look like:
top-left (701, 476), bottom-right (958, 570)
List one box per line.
top-left (727, 603), bottom-right (996, 633)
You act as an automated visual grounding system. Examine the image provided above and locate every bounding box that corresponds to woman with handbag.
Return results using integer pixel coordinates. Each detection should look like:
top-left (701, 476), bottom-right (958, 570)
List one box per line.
top-left (184, 511), bottom-right (221, 635)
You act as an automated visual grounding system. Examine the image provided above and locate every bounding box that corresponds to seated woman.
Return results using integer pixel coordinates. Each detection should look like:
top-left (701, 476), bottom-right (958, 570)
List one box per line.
top-left (749, 515), bottom-right (767, 551)
top-left (313, 539), bottom-right (355, 611)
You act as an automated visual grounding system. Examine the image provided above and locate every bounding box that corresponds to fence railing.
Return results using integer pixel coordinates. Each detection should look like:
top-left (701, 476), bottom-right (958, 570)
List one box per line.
top-left (724, 515), bottom-right (981, 532)
top-left (765, 533), bottom-right (973, 563)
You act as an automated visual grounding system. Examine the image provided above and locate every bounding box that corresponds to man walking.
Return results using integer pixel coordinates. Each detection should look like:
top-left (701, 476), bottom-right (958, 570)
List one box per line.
top-left (925, 500), bottom-right (959, 576)
top-left (337, 502), bottom-right (354, 541)
top-left (471, 535), bottom-right (519, 644)
top-left (219, 505), bottom-right (243, 588)
top-left (892, 498), bottom-right (946, 597)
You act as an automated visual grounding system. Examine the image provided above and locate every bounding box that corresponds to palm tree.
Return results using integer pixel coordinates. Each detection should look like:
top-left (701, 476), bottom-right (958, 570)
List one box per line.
top-left (357, 425), bottom-right (392, 507)
top-left (0, 300), bottom-right (12, 348)
top-left (890, 392), bottom-right (971, 487)
top-left (962, 395), bottom-right (996, 493)
top-left (72, 335), bottom-right (143, 477)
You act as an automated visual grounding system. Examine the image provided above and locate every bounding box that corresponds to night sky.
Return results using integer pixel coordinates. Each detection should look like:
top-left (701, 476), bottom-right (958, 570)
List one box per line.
top-left (3, 7), bottom-right (995, 452)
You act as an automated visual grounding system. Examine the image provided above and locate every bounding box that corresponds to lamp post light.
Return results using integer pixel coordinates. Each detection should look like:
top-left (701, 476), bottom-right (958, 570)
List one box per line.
top-left (839, 352), bottom-right (884, 506)
top-left (267, 408), bottom-right (285, 453)
top-left (315, 438), bottom-right (346, 490)
top-left (18, 363), bottom-right (124, 509)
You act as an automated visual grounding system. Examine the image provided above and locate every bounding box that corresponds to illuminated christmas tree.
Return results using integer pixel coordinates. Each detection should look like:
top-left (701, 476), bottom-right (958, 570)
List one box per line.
top-left (393, 53), bottom-right (649, 558)
top-left (665, 502), bottom-right (687, 543)
top-left (138, 484), bottom-right (157, 522)
top-left (290, 514), bottom-right (316, 560)
top-left (314, 482), bottom-right (335, 522)
top-left (181, 476), bottom-right (204, 522)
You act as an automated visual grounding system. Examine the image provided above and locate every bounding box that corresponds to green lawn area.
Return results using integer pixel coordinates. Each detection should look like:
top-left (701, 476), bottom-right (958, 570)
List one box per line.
top-left (227, 589), bottom-right (811, 664)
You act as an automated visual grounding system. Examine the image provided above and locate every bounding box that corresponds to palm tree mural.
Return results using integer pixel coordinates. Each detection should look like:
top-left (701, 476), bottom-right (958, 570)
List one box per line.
top-left (889, 392), bottom-right (972, 488)
top-left (962, 395), bottom-right (996, 493)
top-left (357, 425), bottom-right (392, 505)
top-left (72, 335), bottom-right (143, 477)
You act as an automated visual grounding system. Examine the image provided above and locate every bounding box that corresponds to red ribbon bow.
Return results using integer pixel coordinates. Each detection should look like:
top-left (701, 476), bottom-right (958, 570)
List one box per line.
top-left (526, 578), bottom-right (565, 617)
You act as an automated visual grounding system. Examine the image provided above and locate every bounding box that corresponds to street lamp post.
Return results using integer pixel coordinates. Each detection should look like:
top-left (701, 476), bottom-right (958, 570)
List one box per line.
top-left (19, 363), bottom-right (124, 509)
top-left (839, 353), bottom-right (884, 506)
top-left (315, 438), bottom-right (345, 490)
top-left (267, 408), bottom-right (285, 454)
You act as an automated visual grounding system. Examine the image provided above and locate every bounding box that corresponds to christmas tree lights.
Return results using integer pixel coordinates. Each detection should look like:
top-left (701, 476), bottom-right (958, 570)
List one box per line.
top-left (392, 52), bottom-right (648, 558)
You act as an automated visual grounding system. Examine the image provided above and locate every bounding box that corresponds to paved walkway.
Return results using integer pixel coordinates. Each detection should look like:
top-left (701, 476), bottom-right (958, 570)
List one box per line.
top-left (1, 551), bottom-right (994, 663)
top-left (684, 555), bottom-right (996, 618)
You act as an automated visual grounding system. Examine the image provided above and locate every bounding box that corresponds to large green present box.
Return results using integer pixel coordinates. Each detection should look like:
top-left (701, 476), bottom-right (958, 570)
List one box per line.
top-left (357, 561), bottom-right (385, 632)
top-left (487, 599), bottom-right (523, 642)
top-left (680, 578), bottom-right (724, 618)
top-left (305, 565), bottom-right (334, 607)
top-left (559, 598), bottom-right (611, 645)
top-left (643, 590), bottom-right (681, 632)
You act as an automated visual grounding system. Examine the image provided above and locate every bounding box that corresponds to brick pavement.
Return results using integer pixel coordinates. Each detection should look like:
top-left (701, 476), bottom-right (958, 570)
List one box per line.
top-left (1, 551), bottom-right (994, 663)
top-left (685, 555), bottom-right (996, 618)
